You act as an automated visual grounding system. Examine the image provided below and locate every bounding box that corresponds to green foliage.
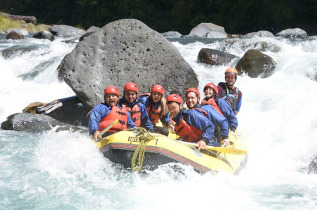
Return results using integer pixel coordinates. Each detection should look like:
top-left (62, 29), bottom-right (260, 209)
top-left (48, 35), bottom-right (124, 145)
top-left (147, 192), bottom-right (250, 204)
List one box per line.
top-left (1, 0), bottom-right (317, 35)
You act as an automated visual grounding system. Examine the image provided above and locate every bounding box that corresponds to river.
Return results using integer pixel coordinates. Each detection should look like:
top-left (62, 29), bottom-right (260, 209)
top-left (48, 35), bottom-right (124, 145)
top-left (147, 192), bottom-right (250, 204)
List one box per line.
top-left (1, 34), bottom-right (317, 209)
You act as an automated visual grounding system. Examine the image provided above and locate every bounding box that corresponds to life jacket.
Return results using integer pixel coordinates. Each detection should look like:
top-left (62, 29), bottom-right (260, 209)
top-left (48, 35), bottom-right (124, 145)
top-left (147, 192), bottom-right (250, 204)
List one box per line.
top-left (139, 93), bottom-right (163, 125)
top-left (174, 112), bottom-right (203, 142)
top-left (99, 105), bottom-right (128, 132)
top-left (124, 103), bottom-right (142, 127)
top-left (218, 82), bottom-right (240, 111)
top-left (201, 98), bottom-right (224, 116)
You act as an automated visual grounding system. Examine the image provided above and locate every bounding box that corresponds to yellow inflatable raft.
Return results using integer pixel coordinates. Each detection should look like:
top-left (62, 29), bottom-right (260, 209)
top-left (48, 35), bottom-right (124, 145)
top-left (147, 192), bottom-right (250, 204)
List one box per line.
top-left (96, 128), bottom-right (247, 174)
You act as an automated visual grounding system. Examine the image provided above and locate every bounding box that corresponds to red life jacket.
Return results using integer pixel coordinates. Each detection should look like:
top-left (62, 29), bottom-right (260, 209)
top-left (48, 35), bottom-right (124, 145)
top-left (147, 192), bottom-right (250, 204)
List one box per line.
top-left (201, 98), bottom-right (224, 116)
top-left (175, 118), bottom-right (203, 142)
top-left (147, 103), bottom-right (162, 125)
top-left (99, 105), bottom-right (128, 132)
top-left (140, 93), bottom-right (163, 125)
top-left (125, 103), bottom-right (141, 127)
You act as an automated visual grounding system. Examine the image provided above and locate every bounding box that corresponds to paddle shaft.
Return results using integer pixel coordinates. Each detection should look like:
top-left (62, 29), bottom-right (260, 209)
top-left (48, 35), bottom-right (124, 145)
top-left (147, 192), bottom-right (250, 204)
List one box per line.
top-left (178, 141), bottom-right (247, 155)
top-left (97, 119), bottom-right (119, 139)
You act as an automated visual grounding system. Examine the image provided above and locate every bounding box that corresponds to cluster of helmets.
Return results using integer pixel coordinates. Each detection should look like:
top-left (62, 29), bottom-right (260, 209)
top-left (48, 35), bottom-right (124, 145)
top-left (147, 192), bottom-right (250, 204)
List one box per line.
top-left (103, 67), bottom-right (237, 101)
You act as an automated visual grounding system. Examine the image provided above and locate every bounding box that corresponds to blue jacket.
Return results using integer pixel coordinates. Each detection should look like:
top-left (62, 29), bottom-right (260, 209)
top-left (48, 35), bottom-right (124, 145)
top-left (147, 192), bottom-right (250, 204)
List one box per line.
top-left (119, 98), bottom-right (154, 131)
top-left (88, 103), bottom-right (135, 135)
top-left (196, 104), bottom-right (229, 139)
top-left (217, 83), bottom-right (242, 112)
top-left (138, 95), bottom-right (171, 126)
top-left (216, 98), bottom-right (238, 131)
top-left (173, 108), bottom-right (217, 146)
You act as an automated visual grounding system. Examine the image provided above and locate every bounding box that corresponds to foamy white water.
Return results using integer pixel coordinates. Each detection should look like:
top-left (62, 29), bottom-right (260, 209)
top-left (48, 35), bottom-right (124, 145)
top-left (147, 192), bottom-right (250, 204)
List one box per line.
top-left (1, 35), bottom-right (317, 210)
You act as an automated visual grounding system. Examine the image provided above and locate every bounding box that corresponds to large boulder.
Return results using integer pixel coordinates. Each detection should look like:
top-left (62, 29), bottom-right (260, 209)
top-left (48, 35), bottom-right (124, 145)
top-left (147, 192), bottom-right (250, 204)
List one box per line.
top-left (235, 49), bottom-right (276, 78)
top-left (33, 31), bottom-right (54, 41)
top-left (189, 23), bottom-right (227, 38)
top-left (50, 25), bottom-right (86, 38)
top-left (276, 28), bottom-right (307, 38)
top-left (197, 48), bottom-right (239, 66)
top-left (58, 19), bottom-right (198, 109)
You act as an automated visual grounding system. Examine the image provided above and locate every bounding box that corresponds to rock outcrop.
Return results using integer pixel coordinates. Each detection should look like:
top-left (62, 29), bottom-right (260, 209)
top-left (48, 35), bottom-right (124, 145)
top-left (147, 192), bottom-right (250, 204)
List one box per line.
top-left (58, 19), bottom-right (198, 109)
top-left (189, 23), bottom-right (227, 38)
top-left (276, 28), bottom-right (307, 38)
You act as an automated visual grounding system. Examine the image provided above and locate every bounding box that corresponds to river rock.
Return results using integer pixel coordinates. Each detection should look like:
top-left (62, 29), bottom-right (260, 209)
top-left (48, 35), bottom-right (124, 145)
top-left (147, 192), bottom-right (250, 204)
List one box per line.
top-left (5, 31), bottom-right (24, 40)
top-left (33, 31), bottom-right (54, 41)
top-left (50, 25), bottom-right (86, 38)
top-left (242, 41), bottom-right (281, 53)
top-left (197, 48), bottom-right (239, 66)
top-left (243, 30), bottom-right (275, 38)
top-left (308, 156), bottom-right (317, 174)
top-left (1, 113), bottom-right (65, 132)
top-left (189, 23), bottom-right (227, 38)
top-left (1, 44), bottom-right (44, 59)
top-left (235, 49), bottom-right (276, 78)
top-left (58, 19), bottom-right (198, 109)
top-left (162, 31), bottom-right (182, 38)
top-left (276, 28), bottom-right (307, 38)
top-left (0, 12), bottom-right (37, 24)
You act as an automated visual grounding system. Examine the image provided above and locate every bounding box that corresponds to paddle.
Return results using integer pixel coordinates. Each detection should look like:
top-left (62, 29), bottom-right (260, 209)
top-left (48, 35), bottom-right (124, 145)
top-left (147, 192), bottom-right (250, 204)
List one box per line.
top-left (178, 141), bottom-right (247, 155)
top-left (96, 119), bottom-right (119, 140)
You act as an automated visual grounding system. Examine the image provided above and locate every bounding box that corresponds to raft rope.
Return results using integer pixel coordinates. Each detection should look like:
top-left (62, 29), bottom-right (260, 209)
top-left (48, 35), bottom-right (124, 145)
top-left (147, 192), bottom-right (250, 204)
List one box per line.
top-left (130, 127), bottom-right (156, 171)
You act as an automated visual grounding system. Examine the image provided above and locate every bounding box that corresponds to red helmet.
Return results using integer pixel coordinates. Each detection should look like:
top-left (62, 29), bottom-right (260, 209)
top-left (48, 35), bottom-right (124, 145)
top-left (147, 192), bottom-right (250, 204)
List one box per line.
top-left (185, 88), bottom-right (200, 99)
top-left (104, 86), bottom-right (120, 97)
top-left (151, 85), bottom-right (164, 95)
top-left (224, 67), bottom-right (238, 75)
top-left (124, 82), bottom-right (139, 93)
top-left (167, 94), bottom-right (183, 105)
top-left (203, 83), bottom-right (218, 95)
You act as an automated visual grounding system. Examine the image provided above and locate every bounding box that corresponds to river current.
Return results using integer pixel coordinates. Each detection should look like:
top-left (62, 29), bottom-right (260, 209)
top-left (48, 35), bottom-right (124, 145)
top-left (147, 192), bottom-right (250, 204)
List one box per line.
top-left (0, 34), bottom-right (317, 209)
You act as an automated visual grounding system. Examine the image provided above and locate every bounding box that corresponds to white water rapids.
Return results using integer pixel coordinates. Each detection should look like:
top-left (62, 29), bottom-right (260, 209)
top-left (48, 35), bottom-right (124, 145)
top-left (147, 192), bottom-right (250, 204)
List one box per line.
top-left (1, 35), bottom-right (317, 209)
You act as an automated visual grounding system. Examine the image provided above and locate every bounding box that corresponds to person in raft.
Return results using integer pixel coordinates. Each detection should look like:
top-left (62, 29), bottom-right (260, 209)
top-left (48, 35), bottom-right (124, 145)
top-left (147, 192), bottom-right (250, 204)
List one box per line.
top-left (166, 94), bottom-right (217, 149)
top-left (185, 88), bottom-right (230, 146)
top-left (88, 86), bottom-right (136, 140)
top-left (119, 82), bottom-right (154, 131)
top-left (202, 83), bottom-right (238, 132)
top-left (217, 67), bottom-right (242, 115)
top-left (138, 84), bottom-right (173, 136)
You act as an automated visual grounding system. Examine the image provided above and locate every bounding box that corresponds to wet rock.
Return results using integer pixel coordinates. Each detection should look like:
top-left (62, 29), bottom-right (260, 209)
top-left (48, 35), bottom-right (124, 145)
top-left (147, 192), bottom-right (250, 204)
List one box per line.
top-left (5, 31), bottom-right (24, 40)
top-left (235, 49), bottom-right (276, 78)
top-left (33, 31), bottom-right (54, 41)
top-left (0, 12), bottom-right (37, 24)
top-left (243, 30), bottom-right (275, 38)
top-left (242, 41), bottom-right (281, 53)
top-left (189, 23), bottom-right (227, 38)
top-left (1, 113), bottom-right (65, 132)
top-left (162, 31), bottom-right (182, 38)
top-left (50, 24), bottom-right (86, 38)
top-left (1, 44), bottom-right (44, 59)
top-left (276, 28), bottom-right (307, 38)
top-left (308, 156), bottom-right (317, 174)
top-left (197, 48), bottom-right (239, 66)
top-left (58, 19), bottom-right (198, 109)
